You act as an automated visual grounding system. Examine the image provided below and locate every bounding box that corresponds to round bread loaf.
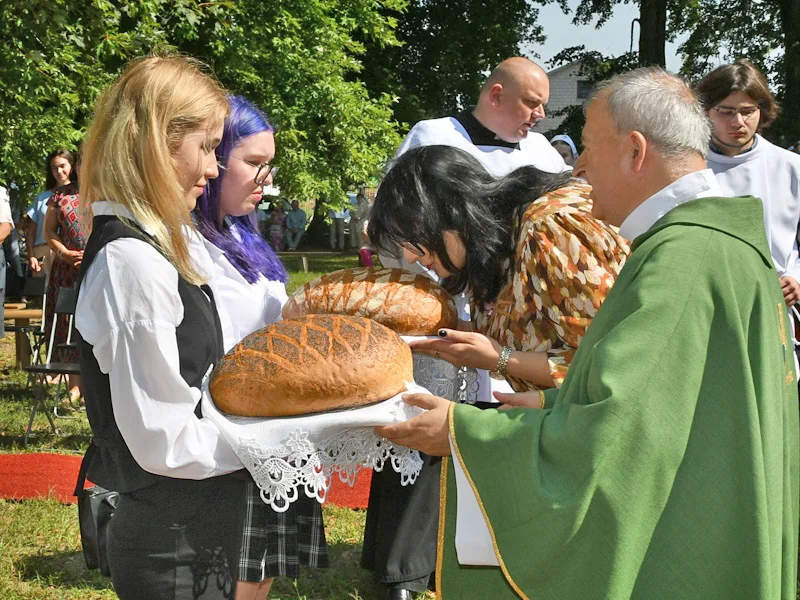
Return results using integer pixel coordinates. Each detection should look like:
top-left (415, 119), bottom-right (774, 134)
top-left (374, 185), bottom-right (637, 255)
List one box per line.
top-left (282, 267), bottom-right (457, 335)
top-left (209, 314), bottom-right (413, 417)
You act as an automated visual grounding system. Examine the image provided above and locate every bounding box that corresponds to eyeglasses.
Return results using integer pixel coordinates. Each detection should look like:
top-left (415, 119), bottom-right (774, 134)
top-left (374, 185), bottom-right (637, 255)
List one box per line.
top-left (225, 155), bottom-right (278, 185)
top-left (401, 241), bottom-right (426, 256)
top-left (711, 105), bottom-right (760, 122)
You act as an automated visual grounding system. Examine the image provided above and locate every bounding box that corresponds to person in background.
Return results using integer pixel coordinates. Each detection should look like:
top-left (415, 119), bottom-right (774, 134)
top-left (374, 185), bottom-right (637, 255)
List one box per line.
top-left (26, 149), bottom-right (74, 279)
top-left (192, 94), bottom-right (328, 600)
top-left (75, 54), bottom-right (246, 600)
top-left (695, 59), bottom-right (800, 312)
top-left (550, 134), bottom-right (579, 166)
top-left (696, 56), bottom-right (800, 587)
top-left (256, 204), bottom-right (269, 239)
top-left (396, 57), bottom-right (567, 176)
top-left (385, 56), bottom-right (572, 317)
top-left (267, 201), bottom-right (286, 251)
top-left (5, 206), bottom-right (24, 286)
top-left (358, 217), bottom-right (376, 267)
top-left (44, 174), bottom-right (88, 404)
top-left (349, 193), bottom-right (369, 251)
top-left (0, 185), bottom-right (15, 340)
top-left (285, 199), bottom-right (307, 250)
top-left (328, 202), bottom-right (348, 251)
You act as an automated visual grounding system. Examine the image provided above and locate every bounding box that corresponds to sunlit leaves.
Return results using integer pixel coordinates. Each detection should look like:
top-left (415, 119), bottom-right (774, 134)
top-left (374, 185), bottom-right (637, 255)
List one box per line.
top-left (0, 0), bottom-right (404, 209)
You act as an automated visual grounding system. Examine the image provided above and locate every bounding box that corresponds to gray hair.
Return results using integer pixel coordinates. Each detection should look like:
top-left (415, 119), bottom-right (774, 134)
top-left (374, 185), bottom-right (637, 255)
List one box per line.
top-left (589, 67), bottom-right (710, 160)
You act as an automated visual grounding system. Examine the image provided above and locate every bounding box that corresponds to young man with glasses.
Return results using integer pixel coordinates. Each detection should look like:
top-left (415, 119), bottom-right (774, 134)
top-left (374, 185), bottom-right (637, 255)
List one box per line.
top-left (696, 59), bottom-right (800, 312)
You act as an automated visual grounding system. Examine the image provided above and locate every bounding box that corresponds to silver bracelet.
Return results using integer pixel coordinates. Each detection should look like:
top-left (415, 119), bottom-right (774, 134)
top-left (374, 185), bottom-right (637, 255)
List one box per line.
top-left (490, 346), bottom-right (513, 380)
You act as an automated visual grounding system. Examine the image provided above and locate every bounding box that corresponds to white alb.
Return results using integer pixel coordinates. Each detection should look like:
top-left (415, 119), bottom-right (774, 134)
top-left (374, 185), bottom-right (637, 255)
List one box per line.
top-left (707, 134), bottom-right (800, 281)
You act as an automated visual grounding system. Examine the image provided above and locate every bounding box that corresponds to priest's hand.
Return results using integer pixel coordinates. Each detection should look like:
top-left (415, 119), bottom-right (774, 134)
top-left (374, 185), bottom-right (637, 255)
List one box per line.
top-left (493, 390), bottom-right (545, 410)
top-left (374, 393), bottom-right (452, 456)
top-left (780, 276), bottom-right (800, 307)
top-left (407, 329), bottom-right (502, 371)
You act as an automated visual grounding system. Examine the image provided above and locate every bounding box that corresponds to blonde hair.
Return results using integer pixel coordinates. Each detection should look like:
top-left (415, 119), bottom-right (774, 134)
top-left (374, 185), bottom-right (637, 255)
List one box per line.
top-left (80, 54), bottom-right (229, 285)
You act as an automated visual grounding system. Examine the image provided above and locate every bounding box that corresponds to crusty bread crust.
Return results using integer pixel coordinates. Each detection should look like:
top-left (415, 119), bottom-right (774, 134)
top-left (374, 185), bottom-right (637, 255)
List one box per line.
top-left (282, 267), bottom-right (457, 335)
top-left (210, 314), bottom-right (413, 417)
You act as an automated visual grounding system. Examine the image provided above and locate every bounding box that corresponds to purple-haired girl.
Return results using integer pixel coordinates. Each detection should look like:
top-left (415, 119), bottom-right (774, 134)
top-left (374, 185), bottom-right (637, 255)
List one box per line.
top-left (191, 95), bottom-right (328, 600)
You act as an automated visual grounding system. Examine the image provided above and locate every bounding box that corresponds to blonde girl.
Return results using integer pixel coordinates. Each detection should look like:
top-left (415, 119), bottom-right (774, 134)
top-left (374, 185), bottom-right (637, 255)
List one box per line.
top-left (75, 55), bottom-right (246, 600)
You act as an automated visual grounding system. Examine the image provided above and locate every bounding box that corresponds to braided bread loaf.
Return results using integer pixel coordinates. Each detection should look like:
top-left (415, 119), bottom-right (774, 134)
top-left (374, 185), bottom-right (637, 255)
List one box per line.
top-left (209, 314), bottom-right (413, 417)
top-left (282, 267), bottom-right (457, 335)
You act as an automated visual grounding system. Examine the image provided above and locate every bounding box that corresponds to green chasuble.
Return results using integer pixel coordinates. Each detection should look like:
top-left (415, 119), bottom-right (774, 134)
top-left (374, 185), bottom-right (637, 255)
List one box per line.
top-left (438, 196), bottom-right (799, 599)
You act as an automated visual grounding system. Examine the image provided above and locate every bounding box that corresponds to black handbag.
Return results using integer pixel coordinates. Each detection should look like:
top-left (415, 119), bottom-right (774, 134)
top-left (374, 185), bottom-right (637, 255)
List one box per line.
top-left (73, 442), bottom-right (119, 577)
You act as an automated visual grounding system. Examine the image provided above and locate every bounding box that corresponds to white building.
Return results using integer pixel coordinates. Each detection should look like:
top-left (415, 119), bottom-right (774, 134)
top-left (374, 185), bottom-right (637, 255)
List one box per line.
top-left (535, 60), bottom-right (593, 134)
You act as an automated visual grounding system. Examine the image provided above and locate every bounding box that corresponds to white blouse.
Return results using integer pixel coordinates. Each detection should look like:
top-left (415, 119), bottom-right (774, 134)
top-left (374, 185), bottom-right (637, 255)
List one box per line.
top-left (189, 228), bottom-right (288, 351)
top-left (75, 201), bottom-right (243, 479)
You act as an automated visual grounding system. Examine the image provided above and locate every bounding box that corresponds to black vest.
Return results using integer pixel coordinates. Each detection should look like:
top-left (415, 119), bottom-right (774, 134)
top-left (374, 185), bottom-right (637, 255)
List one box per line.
top-left (77, 216), bottom-right (224, 493)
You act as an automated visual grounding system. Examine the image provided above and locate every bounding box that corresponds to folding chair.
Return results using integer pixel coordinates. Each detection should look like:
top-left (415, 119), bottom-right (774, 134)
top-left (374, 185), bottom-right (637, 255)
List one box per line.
top-left (6, 276), bottom-right (48, 371)
top-left (23, 285), bottom-right (81, 446)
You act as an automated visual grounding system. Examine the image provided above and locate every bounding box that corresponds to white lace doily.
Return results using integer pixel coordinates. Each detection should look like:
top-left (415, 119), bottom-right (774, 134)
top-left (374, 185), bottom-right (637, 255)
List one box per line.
top-left (202, 382), bottom-right (428, 512)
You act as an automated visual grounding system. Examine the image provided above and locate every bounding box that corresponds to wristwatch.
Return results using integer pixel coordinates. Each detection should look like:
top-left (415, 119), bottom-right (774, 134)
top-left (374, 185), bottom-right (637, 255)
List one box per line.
top-left (489, 346), bottom-right (513, 380)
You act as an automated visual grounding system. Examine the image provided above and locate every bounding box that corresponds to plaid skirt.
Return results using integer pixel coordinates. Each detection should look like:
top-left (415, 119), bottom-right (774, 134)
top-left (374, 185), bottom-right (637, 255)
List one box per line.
top-left (239, 480), bottom-right (329, 581)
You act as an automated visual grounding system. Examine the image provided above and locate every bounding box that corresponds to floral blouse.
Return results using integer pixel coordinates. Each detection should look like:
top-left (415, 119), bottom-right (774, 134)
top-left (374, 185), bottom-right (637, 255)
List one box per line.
top-left (473, 181), bottom-right (630, 391)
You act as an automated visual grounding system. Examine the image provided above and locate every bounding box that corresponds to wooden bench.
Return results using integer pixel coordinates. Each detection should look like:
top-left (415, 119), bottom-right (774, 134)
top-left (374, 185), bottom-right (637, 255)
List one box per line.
top-left (4, 308), bottom-right (43, 369)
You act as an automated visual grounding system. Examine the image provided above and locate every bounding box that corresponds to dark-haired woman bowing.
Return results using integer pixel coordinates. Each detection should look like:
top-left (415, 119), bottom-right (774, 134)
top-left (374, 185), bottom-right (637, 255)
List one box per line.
top-left (362, 144), bottom-right (629, 598)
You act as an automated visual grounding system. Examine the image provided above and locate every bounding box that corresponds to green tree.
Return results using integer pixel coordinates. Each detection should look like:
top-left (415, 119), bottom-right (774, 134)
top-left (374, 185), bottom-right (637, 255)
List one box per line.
top-left (0, 0), bottom-right (186, 204)
top-left (573, 0), bottom-right (669, 67)
top-left (183, 0), bottom-right (405, 204)
top-left (359, 0), bottom-right (550, 127)
top-left (0, 0), bottom-right (405, 209)
top-left (569, 0), bottom-right (799, 144)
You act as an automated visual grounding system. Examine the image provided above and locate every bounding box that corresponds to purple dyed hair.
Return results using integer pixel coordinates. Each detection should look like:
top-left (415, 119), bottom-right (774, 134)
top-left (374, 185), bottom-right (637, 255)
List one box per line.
top-left (193, 95), bottom-right (288, 284)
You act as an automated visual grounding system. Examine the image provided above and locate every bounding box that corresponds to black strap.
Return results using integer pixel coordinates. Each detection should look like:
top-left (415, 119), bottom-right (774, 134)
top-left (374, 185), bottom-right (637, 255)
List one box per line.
top-left (74, 440), bottom-right (98, 498)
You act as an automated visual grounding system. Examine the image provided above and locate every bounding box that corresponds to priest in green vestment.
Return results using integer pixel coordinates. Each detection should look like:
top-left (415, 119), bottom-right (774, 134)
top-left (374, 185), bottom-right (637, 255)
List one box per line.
top-left (376, 67), bottom-right (799, 599)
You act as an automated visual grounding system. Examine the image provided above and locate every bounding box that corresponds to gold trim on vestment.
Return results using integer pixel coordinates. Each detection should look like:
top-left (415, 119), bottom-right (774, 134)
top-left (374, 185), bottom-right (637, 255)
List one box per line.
top-left (435, 428), bottom-right (450, 600)
top-left (778, 304), bottom-right (795, 385)
top-left (447, 403), bottom-right (530, 600)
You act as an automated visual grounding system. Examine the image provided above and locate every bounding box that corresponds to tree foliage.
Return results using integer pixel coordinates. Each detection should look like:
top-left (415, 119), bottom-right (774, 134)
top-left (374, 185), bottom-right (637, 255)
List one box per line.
top-left (545, 46), bottom-right (639, 144)
top-left (360, 0), bottom-right (553, 127)
top-left (673, 0), bottom-right (800, 144)
top-left (0, 0), bottom-right (405, 208)
top-left (0, 0), bottom-right (174, 200)
top-left (189, 0), bottom-right (406, 203)
top-left (573, 0), bottom-right (670, 66)
top-left (569, 0), bottom-right (800, 144)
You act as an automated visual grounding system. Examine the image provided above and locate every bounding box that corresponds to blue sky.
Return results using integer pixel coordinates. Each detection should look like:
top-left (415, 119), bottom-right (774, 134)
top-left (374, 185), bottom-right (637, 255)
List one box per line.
top-left (525, 1), bottom-right (687, 73)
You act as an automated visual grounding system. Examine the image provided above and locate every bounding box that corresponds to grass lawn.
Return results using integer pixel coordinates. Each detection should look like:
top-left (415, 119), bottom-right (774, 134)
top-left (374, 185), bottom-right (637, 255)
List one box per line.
top-left (281, 252), bottom-right (362, 295)
top-left (0, 254), bottom-right (433, 600)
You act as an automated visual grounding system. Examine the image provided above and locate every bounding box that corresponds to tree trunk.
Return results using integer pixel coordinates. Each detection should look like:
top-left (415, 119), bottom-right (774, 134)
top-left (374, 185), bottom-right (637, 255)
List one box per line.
top-left (776, 0), bottom-right (800, 145)
top-left (638, 0), bottom-right (667, 67)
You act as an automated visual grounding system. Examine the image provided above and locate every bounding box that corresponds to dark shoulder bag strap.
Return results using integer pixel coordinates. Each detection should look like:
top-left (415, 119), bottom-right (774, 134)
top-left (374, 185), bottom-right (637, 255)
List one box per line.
top-left (73, 440), bottom-right (98, 498)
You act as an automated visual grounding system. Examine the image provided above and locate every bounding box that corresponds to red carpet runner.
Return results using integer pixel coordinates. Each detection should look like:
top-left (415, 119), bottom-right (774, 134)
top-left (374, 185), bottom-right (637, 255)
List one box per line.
top-left (0, 453), bottom-right (371, 508)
